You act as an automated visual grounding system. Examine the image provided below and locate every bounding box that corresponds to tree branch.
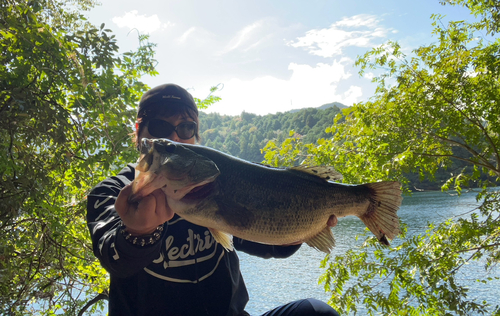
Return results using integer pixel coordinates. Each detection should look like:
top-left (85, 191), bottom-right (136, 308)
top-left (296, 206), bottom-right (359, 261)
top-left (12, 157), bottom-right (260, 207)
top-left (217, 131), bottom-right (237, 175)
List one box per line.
top-left (77, 292), bottom-right (109, 316)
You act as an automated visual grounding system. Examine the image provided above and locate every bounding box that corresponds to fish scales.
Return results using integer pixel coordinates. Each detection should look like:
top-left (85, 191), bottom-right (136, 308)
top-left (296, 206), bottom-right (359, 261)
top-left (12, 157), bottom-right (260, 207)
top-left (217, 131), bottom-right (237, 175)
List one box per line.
top-left (131, 138), bottom-right (403, 253)
top-left (180, 149), bottom-right (370, 242)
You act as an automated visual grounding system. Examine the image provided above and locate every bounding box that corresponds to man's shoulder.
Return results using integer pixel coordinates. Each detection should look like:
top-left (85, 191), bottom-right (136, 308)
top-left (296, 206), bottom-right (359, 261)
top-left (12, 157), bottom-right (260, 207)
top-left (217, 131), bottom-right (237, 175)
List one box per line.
top-left (120, 163), bottom-right (137, 179)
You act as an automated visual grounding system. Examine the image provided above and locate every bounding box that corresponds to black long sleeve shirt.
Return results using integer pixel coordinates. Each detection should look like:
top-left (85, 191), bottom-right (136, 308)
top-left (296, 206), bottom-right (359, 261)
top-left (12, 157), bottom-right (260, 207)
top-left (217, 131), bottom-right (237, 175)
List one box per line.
top-left (86, 164), bottom-right (300, 316)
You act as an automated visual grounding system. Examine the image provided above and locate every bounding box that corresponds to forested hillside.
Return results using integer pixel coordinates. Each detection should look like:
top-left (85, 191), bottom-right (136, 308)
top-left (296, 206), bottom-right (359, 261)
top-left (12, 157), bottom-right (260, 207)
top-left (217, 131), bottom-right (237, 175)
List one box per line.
top-left (198, 104), bottom-right (343, 162)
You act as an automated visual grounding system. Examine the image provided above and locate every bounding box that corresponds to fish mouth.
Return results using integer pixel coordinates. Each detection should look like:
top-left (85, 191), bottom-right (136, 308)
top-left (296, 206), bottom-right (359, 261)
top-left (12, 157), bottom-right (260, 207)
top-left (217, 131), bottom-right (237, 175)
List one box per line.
top-left (181, 181), bottom-right (216, 201)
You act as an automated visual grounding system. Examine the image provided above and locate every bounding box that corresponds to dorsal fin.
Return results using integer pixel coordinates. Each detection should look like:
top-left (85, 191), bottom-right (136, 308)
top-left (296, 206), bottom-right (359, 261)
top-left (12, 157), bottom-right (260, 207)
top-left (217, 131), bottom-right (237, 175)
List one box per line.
top-left (290, 166), bottom-right (343, 181)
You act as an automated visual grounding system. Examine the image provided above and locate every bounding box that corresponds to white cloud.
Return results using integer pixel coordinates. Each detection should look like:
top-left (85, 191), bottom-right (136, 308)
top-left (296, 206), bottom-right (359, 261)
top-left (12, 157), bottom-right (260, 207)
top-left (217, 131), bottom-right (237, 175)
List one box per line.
top-left (225, 21), bottom-right (263, 52)
top-left (217, 19), bottom-right (279, 55)
top-left (364, 72), bottom-right (375, 80)
top-left (177, 27), bottom-right (197, 43)
top-left (112, 10), bottom-right (174, 34)
top-left (176, 27), bottom-right (216, 46)
top-left (289, 14), bottom-right (393, 57)
top-left (342, 86), bottom-right (363, 105)
top-left (336, 14), bottom-right (379, 28)
top-left (203, 59), bottom-right (362, 116)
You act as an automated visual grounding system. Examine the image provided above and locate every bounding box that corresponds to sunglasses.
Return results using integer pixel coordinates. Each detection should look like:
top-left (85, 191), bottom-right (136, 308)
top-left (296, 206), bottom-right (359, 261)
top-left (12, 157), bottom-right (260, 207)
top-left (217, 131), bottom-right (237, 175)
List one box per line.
top-left (146, 119), bottom-right (197, 140)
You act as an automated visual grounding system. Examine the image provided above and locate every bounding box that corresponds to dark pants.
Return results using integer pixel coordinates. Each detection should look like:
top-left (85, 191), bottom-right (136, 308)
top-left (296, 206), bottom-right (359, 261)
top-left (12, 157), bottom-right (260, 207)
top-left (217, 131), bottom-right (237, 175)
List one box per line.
top-left (255, 298), bottom-right (339, 316)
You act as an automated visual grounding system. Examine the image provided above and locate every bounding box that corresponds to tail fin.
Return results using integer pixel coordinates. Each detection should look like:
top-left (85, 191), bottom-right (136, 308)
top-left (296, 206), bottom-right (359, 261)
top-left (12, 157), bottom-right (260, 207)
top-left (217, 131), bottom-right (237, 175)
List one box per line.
top-left (360, 182), bottom-right (402, 245)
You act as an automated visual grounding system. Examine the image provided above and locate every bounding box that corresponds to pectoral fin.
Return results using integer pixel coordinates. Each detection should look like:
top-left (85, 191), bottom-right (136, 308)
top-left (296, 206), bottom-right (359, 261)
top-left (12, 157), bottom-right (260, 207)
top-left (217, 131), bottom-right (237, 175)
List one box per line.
top-left (208, 228), bottom-right (234, 252)
top-left (305, 226), bottom-right (335, 253)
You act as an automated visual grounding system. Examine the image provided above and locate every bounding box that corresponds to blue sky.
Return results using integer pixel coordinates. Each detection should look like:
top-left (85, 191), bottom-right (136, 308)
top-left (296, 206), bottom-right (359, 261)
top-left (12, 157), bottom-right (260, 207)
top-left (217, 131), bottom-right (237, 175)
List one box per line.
top-left (86, 1), bottom-right (473, 116)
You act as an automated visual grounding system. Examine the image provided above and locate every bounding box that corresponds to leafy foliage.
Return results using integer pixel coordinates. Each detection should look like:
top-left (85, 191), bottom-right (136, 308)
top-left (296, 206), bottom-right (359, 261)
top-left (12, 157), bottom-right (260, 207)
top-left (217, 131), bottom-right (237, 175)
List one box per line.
top-left (262, 2), bottom-right (500, 315)
top-left (319, 192), bottom-right (499, 315)
top-left (0, 0), bottom-right (158, 314)
top-left (317, 14), bottom-right (500, 190)
top-left (441, 0), bottom-right (500, 35)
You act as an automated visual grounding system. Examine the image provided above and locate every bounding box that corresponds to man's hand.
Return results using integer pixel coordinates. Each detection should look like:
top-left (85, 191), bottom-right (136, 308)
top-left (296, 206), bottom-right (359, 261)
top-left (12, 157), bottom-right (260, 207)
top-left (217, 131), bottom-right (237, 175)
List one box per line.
top-left (327, 215), bottom-right (338, 227)
top-left (115, 184), bottom-right (175, 235)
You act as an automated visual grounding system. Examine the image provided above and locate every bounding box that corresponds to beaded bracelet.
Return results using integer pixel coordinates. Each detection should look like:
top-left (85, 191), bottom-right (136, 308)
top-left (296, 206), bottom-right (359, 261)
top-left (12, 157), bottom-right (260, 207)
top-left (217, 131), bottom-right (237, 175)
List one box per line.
top-left (120, 223), bottom-right (164, 247)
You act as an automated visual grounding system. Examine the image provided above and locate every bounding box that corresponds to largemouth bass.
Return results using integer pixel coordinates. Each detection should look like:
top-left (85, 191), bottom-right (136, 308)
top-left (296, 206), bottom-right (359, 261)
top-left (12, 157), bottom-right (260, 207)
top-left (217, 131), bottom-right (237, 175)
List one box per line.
top-left (131, 138), bottom-right (402, 253)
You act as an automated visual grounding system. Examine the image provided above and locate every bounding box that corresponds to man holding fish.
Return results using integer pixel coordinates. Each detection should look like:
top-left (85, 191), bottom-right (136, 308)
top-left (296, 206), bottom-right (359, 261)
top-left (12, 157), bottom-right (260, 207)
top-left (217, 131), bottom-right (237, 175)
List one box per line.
top-left (87, 84), bottom-right (343, 316)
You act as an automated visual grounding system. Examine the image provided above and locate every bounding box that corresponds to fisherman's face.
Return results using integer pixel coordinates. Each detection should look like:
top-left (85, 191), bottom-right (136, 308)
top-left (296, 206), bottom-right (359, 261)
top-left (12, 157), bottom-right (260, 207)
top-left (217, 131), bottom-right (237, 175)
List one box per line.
top-left (138, 114), bottom-right (197, 145)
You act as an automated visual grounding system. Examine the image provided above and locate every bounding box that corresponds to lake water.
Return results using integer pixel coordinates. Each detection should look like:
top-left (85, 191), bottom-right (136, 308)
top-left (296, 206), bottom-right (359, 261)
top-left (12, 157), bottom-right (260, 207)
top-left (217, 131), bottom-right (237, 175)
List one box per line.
top-left (240, 189), bottom-right (500, 315)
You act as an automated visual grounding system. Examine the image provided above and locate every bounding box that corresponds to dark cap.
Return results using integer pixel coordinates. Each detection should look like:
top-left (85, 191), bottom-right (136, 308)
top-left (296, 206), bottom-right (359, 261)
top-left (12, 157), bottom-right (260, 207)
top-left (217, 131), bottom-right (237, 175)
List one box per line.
top-left (137, 83), bottom-right (198, 118)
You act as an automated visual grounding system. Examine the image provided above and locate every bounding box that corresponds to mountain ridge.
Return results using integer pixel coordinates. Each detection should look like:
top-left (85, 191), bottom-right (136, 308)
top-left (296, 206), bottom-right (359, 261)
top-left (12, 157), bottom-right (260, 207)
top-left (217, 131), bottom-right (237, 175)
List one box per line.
top-left (288, 101), bottom-right (348, 113)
